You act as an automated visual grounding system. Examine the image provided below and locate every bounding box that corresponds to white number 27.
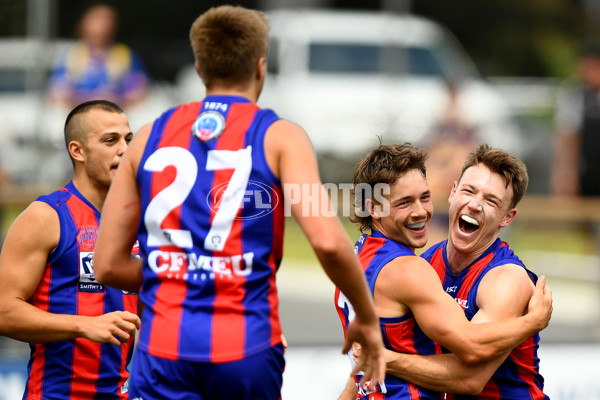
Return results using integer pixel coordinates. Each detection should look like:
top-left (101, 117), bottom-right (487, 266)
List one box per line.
top-left (143, 146), bottom-right (252, 252)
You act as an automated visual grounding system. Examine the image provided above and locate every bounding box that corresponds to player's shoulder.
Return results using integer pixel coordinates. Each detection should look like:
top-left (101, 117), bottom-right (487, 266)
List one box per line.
top-left (380, 254), bottom-right (433, 281)
top-left (480, 263), bottom-right (534, 294)
top-left (28, 200), bottom-right (61, 222)
top-left (377, 254), bottom-right (442, 305)
top-left (6, 200), bottom-right (60, 243)
top-left (267, 119), bottom-right (308, 141)
top-left (36, 188), bottom-right (71, 207)
top-left (476, 262), bottom-right (535, 315)
top-left (264, 118), bottom-right (315, 176)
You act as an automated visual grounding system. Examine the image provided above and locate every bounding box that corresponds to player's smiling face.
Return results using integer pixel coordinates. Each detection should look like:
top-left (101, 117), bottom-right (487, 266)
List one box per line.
top-left (370, 169), bottom-right (432, 251)
top-left (448, 163), bottom-right (517, 255)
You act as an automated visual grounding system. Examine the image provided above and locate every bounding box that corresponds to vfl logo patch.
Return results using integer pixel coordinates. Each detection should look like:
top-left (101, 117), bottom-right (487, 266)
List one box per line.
top-left (79, 252), bottom-right (104, 293)
top-left (206, 179), bottom-right (279, 220)
top-left (192, 111), bottom-right (226, 141)
top-left (456, 298), bottom-right (469, 310)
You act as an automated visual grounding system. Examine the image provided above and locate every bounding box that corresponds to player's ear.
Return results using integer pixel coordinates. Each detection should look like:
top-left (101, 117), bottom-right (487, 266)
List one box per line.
top-left (194, 61), bottom-right (202, 78)
top-left (448, 180), bottom-right (458, 204)
top-left (366, 198), bottom-right (381, 220)
top-left (256, 57), bottom-right (267, 81)
top-left (500, 208), bottom-right (517, 228)
top-left (69, 140), bottom-right (85, 163)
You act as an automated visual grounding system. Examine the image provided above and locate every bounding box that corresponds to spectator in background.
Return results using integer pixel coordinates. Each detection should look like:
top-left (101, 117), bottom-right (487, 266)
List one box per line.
top-left (47, 4), bottom-right (149, 110)
top-left (551, 43), bottom-right (600, 197)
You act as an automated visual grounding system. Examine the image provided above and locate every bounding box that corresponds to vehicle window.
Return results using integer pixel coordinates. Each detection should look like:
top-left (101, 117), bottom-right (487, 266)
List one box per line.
top-left (308, 43), bottom-right (446, 78)
top-left (0, 70), bottom-right (27, 92)
top-left (309, 43), bottom-right (380, 73)
top-left (408, 47), bottom-right (445, 76)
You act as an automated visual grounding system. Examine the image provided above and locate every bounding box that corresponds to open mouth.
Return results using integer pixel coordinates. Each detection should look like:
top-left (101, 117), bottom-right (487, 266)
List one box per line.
top-left (458, 215), bottom-right (479, 234)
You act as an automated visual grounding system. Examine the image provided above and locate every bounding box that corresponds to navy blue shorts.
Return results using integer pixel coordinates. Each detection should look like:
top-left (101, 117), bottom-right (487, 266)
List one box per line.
top-left (128, 344), bottom-right (286, 400)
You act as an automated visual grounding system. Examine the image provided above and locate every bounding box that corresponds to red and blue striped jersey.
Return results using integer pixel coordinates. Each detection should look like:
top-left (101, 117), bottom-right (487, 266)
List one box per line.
top-left (136, 96), bottom-right (284, 363)
top-left (24, 181), bottom-right (138, 400)
top-left (421, 239), bottom-right (548, 400)
top-left (335, 231), bottom-right (441, 399)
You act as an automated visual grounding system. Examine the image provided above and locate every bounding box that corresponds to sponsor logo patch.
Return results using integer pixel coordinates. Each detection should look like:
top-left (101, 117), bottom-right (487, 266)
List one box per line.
top-left (79, 252), bottom-right (104, 293)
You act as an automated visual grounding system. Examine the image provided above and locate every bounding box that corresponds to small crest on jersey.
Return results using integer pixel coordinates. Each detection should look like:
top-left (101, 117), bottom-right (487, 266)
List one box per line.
top-left (192, 111), bottom-right (226, 141)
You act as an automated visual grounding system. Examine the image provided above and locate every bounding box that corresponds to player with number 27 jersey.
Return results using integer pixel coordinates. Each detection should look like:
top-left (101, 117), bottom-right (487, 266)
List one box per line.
top-left (136, 95), bottom-right (284, 363)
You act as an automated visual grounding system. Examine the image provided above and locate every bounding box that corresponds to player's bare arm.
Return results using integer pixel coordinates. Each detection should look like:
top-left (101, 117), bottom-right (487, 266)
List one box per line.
top-left (379, 256), bottom-right (551, 364)
top-left (0, 202), bottom-right (140, 344)
top-left (95, 123), bottom-right (152, 292)
top-left (337, 376), bottom-right (359, 400)
top-left (264, 119), bottom-right (385, 386)
top-left (383, 350), bottom-right (507, 394)
top-left (377, 265), bottom-right (551, 393)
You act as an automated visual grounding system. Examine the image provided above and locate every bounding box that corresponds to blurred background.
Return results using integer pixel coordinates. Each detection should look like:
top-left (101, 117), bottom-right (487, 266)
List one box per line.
top-left (0, 0), bottom-right (599, 399)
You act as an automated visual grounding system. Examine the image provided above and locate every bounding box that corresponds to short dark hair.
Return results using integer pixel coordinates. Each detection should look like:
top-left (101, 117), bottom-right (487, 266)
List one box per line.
top-left (64, 100), bottom-right (124, 163)
top-left (458, 144), bottom-right (529, 209)
top-left (351, 142), bottom-right (428, 232)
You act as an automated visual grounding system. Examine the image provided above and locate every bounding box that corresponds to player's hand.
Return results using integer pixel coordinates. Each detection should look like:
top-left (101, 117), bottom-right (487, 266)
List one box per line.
top-left (353, 343), bottom-right (401, 374)
top-left (343, 315), bottom-right (385, 391)
top-left (527, 275), bottom-right (553, 331)
top-left (81, 311), bottom-right (141, 346)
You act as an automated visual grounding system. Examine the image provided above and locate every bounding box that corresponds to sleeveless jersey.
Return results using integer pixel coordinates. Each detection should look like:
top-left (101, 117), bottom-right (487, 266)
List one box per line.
top-left (24, 181), bottom-right (138, 400)
top-left (334, 231), bottom-right (441, 399)
top-left (421, 239), bottom-right (548, 400)
top-left (136, 95), bottom-right (284, 363)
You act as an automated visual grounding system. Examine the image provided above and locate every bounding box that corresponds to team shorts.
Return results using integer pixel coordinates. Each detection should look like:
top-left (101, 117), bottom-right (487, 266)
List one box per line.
top-left (128, 344), bottom-right (285, 400)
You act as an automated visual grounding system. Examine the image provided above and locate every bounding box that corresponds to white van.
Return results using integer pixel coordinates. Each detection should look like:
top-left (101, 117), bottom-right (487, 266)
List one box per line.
top-left (176, 10), bottom-right (520, 181)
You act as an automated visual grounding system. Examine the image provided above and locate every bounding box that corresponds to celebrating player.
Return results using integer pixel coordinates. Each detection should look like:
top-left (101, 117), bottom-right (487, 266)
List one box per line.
top-left (379, 144), bottom-right (552, 398)
top-left (336, 143), bottom-right (552, 399)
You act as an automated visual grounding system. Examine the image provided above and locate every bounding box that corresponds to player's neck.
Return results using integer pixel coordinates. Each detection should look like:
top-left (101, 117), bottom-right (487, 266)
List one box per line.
top-left (445, 241), bottom-right (489, 274)
top-left (71, 175), bottom-right (108, 212)
top-left (205, 80), bottom-right (261, 103)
